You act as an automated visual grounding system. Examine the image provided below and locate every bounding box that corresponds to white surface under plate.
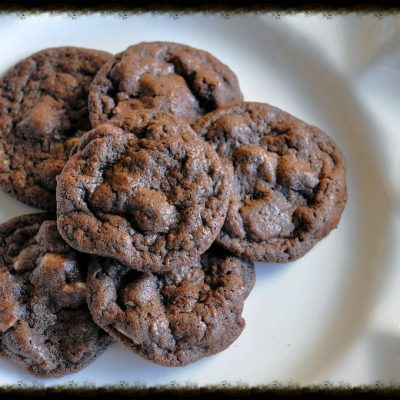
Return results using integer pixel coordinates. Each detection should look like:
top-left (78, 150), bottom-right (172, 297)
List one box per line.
top-left (0, 12), bottom-right (398, 388)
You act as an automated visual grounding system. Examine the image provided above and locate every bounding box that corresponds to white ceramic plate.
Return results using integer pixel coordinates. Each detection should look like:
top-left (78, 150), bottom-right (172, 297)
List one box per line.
top-left (0, 13), bottom-right (395, 388)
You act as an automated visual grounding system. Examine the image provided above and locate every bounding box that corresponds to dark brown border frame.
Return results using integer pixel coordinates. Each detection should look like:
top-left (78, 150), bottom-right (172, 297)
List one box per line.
top-left (0, 5), bottom-right (399, 398)
top-left (0, 383), bottom-right (399, 398)
top-left (0, 1), bottom-right (399, 12)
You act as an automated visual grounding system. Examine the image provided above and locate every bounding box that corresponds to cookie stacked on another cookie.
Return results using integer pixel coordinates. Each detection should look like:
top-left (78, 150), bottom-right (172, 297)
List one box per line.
top-left (57, 113), bottom-right (234, 272)
top-left (0, 41), bottom-right (347, 376)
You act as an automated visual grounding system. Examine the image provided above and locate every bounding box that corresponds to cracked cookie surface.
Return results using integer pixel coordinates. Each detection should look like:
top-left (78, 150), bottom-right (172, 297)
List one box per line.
top-left (57, 114), bottom-right (233, 272)
top-left (87, 248), bottom-right (255, 367)
top-left (0, 47), bottom-right (112, 210)
top-left (88, 41), bottom-right (243, 127)
top-left (0, 214), bottom-right (112, 378)
top-left (194, 102), bottom-right (347, 262)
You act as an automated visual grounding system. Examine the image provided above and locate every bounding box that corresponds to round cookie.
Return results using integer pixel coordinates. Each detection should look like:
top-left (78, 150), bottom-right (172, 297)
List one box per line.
top-left (0, 47), bottom-right (112, 211)
top-left (88, 41), bottom-right (243, 127)
top-left (194, 102), bottom-right (347, 262)
top-left (0, 214), bottom-right (112, 378)
top-left (86, 249), bottom-right (255, 367)
top-left (56, 114), bottom-right (233, 272)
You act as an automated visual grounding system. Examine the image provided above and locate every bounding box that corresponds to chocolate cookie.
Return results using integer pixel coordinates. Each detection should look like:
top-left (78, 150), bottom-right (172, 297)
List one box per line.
top-left (194, 102), bottom-right (347, 262)
top-left (57, 114), bottom-right (233, 272)
top-left (86, 249), bottom-right (255, 367)
top-left (88, 41), bottom-right (243, 127)
top-left (0, 47), bottom-right (112, 211)
top-left (0, 214), bottom-right (112, 378)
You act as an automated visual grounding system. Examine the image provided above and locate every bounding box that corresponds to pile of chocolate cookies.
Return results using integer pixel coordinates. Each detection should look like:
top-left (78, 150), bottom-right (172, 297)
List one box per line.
top-left (0, 42), bottom-right (347, 378)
